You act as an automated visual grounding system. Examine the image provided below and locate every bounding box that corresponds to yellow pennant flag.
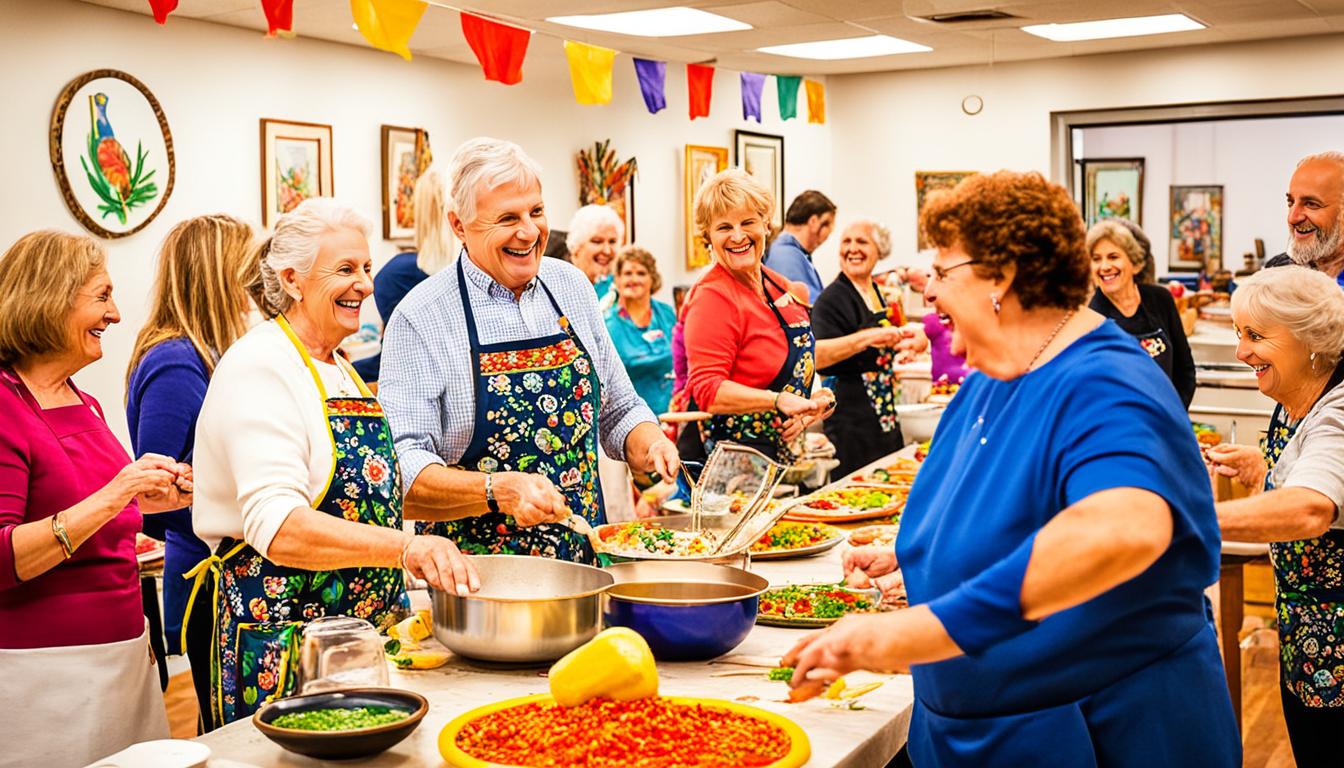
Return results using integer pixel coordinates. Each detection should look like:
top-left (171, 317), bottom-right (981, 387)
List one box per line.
top-left (805, 79), bottom-right (826, 124)
top-left (351, 0), bottom-right (427, 61)
top-left (564, 40), bottom-right (618, 105)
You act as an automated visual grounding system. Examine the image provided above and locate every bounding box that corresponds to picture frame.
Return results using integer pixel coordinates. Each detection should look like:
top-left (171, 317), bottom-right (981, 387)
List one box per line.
top-left (734, 130), bottom-right (784, 229)
top-left (1081, 158), bottom-right (1144, 229)
top-left (914, 171), bottom-right (976, 249)
top-left (1169, 185), bottom-right (1224, 273)
top-left (260, 118), bottom-right (333, 229)
top-left (48, 69), bottom-right (176, 239)
top-left (381, 125), bottom-right (432, 242)
top-left (685, 144), bottom-right (728, 269)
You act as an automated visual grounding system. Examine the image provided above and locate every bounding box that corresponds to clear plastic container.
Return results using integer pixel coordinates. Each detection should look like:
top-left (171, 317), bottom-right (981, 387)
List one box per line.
top-left (298, 616), bottom-right (389, 694)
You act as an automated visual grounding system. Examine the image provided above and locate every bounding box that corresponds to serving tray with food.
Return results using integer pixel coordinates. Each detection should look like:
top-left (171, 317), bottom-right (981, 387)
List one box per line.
top-left (756, 583), bottom-right (885, 628)
top-left (846, 524), bottom-right (900, 549)
top-left (438, 628), bottom-right (810, 768)
top-left (847, 457), bottom-right (921, 486)
top-left (748, 521), bottom-right (844, 560)
top-left (595, 521), bottom-right (719, 559)
top-left (781, 485), bottom-right (905, 524)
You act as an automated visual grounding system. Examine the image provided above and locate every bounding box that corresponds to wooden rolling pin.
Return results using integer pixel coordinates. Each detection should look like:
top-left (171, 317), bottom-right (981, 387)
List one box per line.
top-left (658, 411), bottom-right (711, 423)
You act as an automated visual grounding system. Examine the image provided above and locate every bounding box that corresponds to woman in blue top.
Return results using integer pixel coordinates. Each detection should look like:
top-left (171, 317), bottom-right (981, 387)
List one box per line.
top-left (604, 246), bottom-right (676, 416)
top-left (784, 171), bottom-right (1239, 767)
top-left (124, 214), bottom-right (261, 732)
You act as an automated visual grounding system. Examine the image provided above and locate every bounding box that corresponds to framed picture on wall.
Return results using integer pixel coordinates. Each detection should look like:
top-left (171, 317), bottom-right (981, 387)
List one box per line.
top-left (734, 130), bottom-right (784, 229)
top-left (1080, 158), bottom-right (1143, 229)
top-left (49, 68), bottom-right (176, 239)
top-left (260, 118), bottom-right (333, 229)
top-left (914, 171), bottom-right (976, 249)
top-left (1169, 185), bottom-right (1224, 273)
top-left (381, 125), bottom-right (432, 242)
top-left (685, 144), bottom-right (728, 269)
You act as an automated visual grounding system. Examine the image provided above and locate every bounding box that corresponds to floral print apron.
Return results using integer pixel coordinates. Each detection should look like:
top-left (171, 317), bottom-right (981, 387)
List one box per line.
top-left (1263, 408), bottom-right (1344, 707)
top-left (697, 273), bottom-right (816, 464)
top-left (185, 315), bottom-right (409, 726)
top-left (414, 261), bottom-right (604, 564)
top-left (823, 284), bottom-right (902, 435)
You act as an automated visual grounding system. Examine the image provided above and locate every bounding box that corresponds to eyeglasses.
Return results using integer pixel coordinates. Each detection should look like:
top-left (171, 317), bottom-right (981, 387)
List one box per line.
top-left (930, 260), bottom-right (979, 282)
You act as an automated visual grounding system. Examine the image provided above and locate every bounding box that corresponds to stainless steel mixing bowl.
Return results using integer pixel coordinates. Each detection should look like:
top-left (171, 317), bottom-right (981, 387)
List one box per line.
top-left (428, 555), bottom-right (614, 664)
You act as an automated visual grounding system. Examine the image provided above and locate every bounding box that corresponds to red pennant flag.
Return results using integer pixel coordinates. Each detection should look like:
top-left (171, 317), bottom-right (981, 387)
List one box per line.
top-left (460, 12), bottom-right (530, 85)
top-left (261, 0), bottom-right (295, 37)
top-left (687, 63), bottom-right (714, 120)
top-left (148, 0), bottom-right (178, 24)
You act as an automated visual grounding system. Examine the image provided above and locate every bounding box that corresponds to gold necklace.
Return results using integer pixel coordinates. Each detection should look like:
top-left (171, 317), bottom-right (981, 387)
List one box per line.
top-left (1026, 309), bottom-right (1076, 372)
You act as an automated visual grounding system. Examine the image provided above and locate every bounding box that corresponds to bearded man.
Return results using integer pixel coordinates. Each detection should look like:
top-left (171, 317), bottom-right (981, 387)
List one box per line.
top-left (1265, 152), bottom-right (1344, 282)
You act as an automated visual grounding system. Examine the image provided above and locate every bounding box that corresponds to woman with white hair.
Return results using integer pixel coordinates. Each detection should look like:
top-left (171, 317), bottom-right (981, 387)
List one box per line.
top-left (189, 198), bottom-right (478, 725)
top-left (1086, 219), bottom-right (1195, 407)
top-left (566, 203), bottom-right (623, 306)
top-left (812, 219), bottom-right (908, 475)
top-left (379, 137), bottom-right (676, 562)
top-left (1208, 265), bottom-right (1344, 766)
top-left (354, 163), bottom-right (456, 383)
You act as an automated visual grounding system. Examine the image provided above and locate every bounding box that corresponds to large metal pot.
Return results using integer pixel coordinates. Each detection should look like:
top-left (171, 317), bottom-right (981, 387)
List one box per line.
top-left (602, 561), bottom-right (768, 661)
top-left (428, 555), bottom-right (614, 664)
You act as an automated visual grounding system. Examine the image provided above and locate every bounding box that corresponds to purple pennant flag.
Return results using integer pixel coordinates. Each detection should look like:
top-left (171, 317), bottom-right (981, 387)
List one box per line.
top-left (632, 58), bottom-right (667, 114)
top-left (740, 72), bottom-right (766, 122)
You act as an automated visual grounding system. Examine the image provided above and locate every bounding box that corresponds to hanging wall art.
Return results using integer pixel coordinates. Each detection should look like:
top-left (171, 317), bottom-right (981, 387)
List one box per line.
top-left (685, 144), bottom-right (728, 269)
top-left (49, 69), bottom-right (175, 239)
top-left (260, 118), bottom-right (334, 229)
top-left (381, 125), bottom-right (432, 241)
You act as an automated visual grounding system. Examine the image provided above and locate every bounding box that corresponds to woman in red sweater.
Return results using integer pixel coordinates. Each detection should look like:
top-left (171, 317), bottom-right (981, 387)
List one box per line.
top-left (682, 170), bottom-right (836, 464)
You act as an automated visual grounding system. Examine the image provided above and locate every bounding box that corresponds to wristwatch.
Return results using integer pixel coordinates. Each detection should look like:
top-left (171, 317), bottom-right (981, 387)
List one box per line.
top-left (484, 473), bottom-right (500, 513)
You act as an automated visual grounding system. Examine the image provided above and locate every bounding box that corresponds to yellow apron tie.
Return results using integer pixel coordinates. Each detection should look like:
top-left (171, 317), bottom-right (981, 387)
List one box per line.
top-left (180, 541), bottom-right (247, 727)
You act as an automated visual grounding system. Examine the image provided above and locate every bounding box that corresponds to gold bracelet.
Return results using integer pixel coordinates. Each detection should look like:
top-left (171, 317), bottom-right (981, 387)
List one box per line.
top-left (398, 534), bottom-right (415, 572)
top-left (772, 391), bottom-right (783, 411)
top-left (51, 513), bottom-right (74, 559)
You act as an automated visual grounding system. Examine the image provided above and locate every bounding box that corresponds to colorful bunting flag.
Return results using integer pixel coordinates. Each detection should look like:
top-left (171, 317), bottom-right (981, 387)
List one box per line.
top-left (564, 41), bottom-right (617, 105)
top-left (740, 72), bottom-right (766, 122)
top-left (687, 63), bottom-right (714, 120)
top-left (148, 0), bottom-right (177, 24)
top-left (776, 75), bottom-right (801, 120)
top-left (632, 58), bottom-right (667, 114)
top-left (351, 0), bottom-right (427, 61)
top-left (460, 12), bottom-right (530, 85)
top-left (261, 0), bottom-right (295, 37)
top-left (805, 79), bottom-right (826, 124)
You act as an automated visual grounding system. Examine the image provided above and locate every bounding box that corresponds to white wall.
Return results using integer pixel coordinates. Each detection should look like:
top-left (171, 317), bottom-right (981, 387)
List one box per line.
top-left (825, 34), bottom-right (1344, 282)
top-left (1078, 115), bottom-right (1344, 273)
top-left (0, 0), bottom-right (831, 445)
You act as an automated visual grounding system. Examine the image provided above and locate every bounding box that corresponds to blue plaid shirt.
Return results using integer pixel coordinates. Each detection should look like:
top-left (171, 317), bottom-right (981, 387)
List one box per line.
top-left (379, 253), bottom-right (657, 492)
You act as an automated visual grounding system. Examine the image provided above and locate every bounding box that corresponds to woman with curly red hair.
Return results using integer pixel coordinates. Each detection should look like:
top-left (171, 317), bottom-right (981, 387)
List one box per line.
top-left (784, 171), bottom-right (1239, 767)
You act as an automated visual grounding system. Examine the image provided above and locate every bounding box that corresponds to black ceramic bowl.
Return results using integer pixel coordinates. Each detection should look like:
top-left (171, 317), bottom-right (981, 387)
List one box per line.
top-left (252, 687), bottom-right (427, 760)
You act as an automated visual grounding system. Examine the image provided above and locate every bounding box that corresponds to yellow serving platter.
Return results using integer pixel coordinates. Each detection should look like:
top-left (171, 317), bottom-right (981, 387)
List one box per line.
top-left (438, 693), bottom-right (811, 768)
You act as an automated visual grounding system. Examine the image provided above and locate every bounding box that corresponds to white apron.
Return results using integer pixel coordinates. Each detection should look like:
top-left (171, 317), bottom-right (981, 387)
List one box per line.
top-left (0, 622), bottom-right (169, 768)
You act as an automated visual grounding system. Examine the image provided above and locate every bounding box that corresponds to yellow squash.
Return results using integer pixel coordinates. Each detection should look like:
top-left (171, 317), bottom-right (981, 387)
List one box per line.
top-left (548, 627), bottom-right (658, 706)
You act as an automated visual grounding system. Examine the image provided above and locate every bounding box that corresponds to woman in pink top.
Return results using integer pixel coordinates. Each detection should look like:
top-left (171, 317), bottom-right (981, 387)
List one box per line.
top-left (0, 231), bottom-right (192, 767)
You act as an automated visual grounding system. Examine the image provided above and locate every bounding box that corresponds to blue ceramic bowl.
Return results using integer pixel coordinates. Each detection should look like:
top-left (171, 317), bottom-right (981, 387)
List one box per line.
top-left (602, 561), bottom-right (769, 661)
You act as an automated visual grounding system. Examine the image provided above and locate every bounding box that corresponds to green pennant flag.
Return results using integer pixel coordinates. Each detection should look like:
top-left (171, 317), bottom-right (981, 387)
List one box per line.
top-left (776, 75), bottom-right (802, 120)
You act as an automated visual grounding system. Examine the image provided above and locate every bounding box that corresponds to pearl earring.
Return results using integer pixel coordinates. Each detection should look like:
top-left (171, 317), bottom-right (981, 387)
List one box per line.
top-left (990, 293), bottom-right (1001, 314)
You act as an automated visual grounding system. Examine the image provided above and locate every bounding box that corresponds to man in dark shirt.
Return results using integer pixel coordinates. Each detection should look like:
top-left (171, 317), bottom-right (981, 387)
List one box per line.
top-left (1264, 152), bottom-right (1344, 286)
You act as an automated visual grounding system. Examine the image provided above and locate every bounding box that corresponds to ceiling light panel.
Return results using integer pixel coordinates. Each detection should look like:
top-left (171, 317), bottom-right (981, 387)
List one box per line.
top-left (758, 35), bottom-right (932, 60)
top-left (546, 7), bottom-right (751, 37)
top-left (1021, 13), bottom-right (1206, 42)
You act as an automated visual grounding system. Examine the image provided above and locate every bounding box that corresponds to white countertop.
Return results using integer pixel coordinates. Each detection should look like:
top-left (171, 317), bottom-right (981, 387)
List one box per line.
top-left (193, 545), bottom-right (914, 767)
